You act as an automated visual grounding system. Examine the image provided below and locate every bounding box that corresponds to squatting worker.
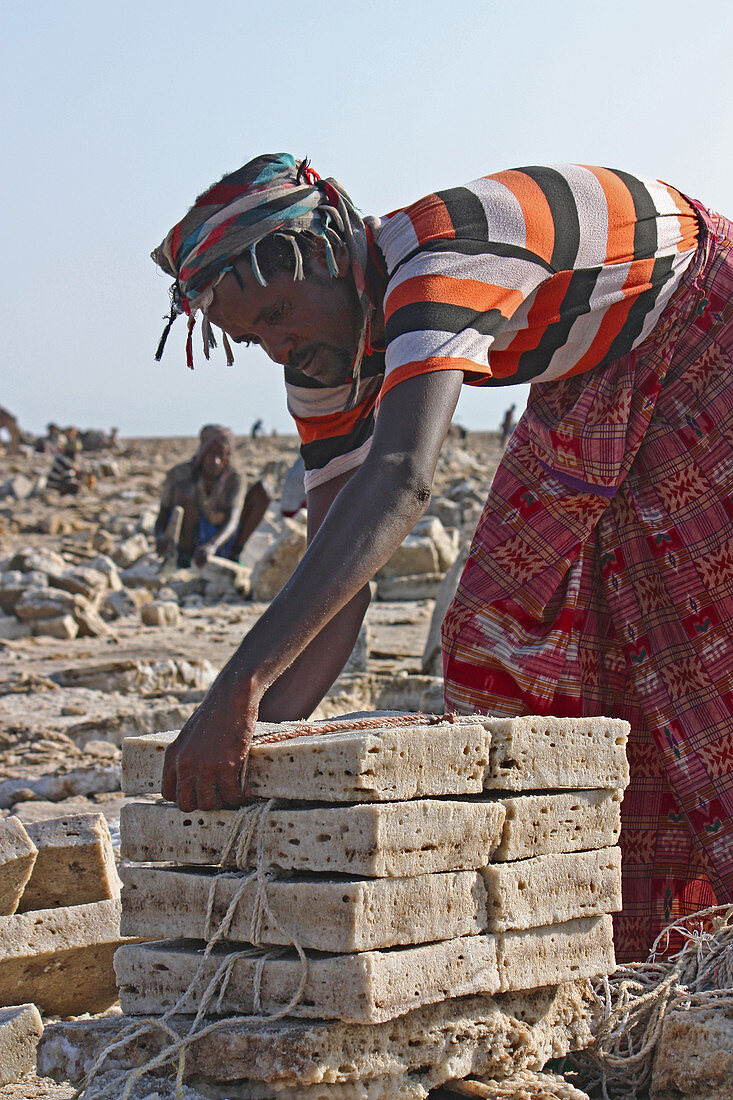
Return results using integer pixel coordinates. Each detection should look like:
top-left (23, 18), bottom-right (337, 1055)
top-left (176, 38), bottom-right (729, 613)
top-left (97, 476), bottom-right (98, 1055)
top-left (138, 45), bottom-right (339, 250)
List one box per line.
top-left (152, 153), bottom-right (733, 962)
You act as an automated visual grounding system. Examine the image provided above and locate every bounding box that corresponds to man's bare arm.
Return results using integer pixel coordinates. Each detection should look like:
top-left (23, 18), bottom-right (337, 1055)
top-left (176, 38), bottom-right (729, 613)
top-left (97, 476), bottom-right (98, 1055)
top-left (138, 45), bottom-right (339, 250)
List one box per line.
top-left (258, 470), bottom-right (370, 720)
top-left (162, 369), bottom-right (463, 810)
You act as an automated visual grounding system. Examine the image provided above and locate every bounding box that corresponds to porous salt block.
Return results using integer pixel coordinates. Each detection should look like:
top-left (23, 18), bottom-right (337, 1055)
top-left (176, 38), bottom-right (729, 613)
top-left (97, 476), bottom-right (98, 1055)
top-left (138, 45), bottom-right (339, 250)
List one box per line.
top-left (480, 716), bottom-right (629, 791)
top-left (481, 847), bottom-right (622, 932)
top-left (122, 718), bottom-right (490, 802)
top-left (0, 898), bottom-right (126, 1016)
top-left (17, 813), bottom-right (119, 912)
top-left (119, 848), bottom-right (621, 951)
top-left (115, 934), bottom-right (500, 1023)
top-left (0, 1003), bottom-right (44, 1087)
top-left (491, 789), bottom-right (622, 861)
top-left (120, 865), bottom-right (488, 952)
top-left (120, 797), bottom-right (506, 877)
top-left (497, 914), bottom-right (615, 992)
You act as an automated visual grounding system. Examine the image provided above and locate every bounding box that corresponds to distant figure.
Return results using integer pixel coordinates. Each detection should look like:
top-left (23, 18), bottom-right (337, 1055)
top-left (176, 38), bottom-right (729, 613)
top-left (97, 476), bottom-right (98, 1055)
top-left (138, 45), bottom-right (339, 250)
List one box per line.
top-left (0, 406), bottom-right (20, 453)
top-left (499, 404), bottom-right (516, 447)
top-left (250, 418), bottom-right (264, 439)
top-left (155, 424), bottom-right (270, 568)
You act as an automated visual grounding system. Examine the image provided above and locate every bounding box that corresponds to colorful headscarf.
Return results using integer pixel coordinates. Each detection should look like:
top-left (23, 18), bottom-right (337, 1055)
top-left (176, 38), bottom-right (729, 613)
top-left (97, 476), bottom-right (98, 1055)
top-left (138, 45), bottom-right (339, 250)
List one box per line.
top-left (151, 153), bottom-right (370, 406)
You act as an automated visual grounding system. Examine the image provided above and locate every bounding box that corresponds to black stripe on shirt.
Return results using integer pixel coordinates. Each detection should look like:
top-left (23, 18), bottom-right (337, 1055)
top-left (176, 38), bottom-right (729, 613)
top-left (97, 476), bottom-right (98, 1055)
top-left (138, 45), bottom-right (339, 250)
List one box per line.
top-left (300, 409), bottom-right (375, 470)
top-left (519, 166), bottom-right (581, 271)
top-left (435, 186), bottom-right (490, 240)
top-left (386, 302), bottom-right (507, 345)
top-left (511, 267), bottom-right (600, 384)
top-left (604, 254), bottom-right (675, 362)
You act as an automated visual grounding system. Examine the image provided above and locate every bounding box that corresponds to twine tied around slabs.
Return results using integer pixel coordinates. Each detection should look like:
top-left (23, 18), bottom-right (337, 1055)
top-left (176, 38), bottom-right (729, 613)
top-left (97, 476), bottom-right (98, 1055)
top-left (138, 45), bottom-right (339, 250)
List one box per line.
top-left (574, 902), bottom-right (733, 1099)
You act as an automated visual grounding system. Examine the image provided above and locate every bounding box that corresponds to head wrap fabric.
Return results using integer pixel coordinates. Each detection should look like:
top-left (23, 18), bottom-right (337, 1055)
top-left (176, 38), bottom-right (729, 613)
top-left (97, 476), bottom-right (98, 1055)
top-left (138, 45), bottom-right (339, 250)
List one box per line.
top-left (151, 153), bottom-right (370, 407)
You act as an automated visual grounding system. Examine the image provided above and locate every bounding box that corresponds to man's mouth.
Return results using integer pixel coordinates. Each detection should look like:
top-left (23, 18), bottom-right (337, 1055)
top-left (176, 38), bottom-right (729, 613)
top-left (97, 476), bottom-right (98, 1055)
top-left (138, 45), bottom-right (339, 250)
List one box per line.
top-left (292, 349), bottom-right (317, 376)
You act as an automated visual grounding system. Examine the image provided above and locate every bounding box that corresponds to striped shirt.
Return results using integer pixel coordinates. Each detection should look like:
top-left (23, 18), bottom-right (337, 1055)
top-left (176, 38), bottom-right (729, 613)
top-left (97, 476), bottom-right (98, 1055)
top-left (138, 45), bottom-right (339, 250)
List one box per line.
top-left (286, 165), bottom-right (698, 491)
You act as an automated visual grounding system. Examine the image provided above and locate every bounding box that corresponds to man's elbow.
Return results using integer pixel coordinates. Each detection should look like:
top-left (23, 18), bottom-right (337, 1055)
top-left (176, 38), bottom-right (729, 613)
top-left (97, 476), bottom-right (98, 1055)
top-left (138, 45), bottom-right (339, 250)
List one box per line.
top-left (389, 457), bottom-right (433, 521)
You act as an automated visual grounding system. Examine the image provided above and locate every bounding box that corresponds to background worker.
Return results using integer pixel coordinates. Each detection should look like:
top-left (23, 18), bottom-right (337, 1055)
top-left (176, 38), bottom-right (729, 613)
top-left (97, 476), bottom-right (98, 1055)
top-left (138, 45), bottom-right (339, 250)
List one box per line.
top-left (155, 424), bottom-right (269, 568)
top-left (152, 153), bottom-right (733, 961)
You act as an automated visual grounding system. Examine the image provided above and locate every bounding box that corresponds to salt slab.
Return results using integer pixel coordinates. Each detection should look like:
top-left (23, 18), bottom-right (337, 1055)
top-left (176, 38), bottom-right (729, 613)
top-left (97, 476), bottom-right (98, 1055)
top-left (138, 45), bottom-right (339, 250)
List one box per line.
top-left (119, 848), bottom-right (621, 950)
top-left (122, 719), bottom-right (490, 802)
top-left (115, 918), bottom-right (613, 1023)
top-left (120, 797), bottom-right (506, 877)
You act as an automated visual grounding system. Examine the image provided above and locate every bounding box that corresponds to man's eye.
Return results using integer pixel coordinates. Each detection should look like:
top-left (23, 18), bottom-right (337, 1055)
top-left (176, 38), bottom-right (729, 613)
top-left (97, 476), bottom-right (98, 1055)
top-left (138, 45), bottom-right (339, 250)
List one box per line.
top-left (267, 304), bottom-right (287, 324)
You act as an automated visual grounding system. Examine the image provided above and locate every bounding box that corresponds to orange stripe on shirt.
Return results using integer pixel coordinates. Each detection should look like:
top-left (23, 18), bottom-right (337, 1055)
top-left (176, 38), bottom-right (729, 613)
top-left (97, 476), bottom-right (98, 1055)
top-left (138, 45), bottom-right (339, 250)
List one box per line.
top-left (404, 193), bottom-right (457, 245)
top-left (489, 170), bottom-right (555, 265)
top-left (582, 166), bottom-right (637, 265)
top-left (380, 357), bottom-right (483, 400)
top-left (294, 390), bottom-right (377, 445)
top-left (384, 274), bottom-right (525, 323)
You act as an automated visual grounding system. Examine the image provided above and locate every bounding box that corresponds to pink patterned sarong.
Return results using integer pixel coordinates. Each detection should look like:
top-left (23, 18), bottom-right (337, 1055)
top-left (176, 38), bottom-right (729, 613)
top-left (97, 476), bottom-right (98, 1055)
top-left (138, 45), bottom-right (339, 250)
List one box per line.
top-left (442, 201), bottom-right (733, 962)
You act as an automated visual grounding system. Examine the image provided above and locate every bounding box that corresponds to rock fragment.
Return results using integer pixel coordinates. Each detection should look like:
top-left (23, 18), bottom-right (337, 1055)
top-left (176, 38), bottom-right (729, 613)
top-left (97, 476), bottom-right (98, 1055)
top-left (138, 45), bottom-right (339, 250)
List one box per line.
top-left (0, 817), bottom-right (37, 916)
top-left (0, 1004), bottom-right (44, 1087)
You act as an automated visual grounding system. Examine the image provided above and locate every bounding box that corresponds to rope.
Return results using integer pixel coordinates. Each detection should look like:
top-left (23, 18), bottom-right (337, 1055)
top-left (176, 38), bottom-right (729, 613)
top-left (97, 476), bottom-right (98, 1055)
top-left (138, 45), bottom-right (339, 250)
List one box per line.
top-left (574, 903), bottom-right (733, 1099)
top-left (252, 710), bottom-right (459, 746)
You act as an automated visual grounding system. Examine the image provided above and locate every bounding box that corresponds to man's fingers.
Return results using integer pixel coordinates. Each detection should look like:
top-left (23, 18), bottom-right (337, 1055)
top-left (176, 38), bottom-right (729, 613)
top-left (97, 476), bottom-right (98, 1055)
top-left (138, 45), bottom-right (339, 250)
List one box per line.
top-left (218, 758), bottom-right (248, 808)
top-left (176, 772), bottom-right (199, 813)
top-left (161, 748), bottom-right (179, 802)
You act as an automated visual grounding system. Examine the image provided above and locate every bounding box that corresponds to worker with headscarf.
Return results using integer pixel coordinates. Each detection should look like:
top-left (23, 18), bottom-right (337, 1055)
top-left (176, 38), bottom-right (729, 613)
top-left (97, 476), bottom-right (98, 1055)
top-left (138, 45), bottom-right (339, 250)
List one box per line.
top-left (152, 152), bottom-right (733, 962)
top-left (155, 424), bottom-right (267, 567)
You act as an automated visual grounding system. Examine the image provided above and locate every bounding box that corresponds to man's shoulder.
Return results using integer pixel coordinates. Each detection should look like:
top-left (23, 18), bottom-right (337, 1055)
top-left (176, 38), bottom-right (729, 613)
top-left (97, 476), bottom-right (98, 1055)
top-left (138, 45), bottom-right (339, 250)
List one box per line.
top-left (164, 459), bottom-right (195, 484)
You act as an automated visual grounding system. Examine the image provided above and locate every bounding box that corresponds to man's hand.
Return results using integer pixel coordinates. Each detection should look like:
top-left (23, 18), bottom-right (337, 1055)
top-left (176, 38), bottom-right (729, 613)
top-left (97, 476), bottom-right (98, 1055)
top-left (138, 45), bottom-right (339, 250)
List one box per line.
top-left (193, 544), bottom-right (212, 568)
top-left (156, 535), bottom-right (174, 558)
top-left (161, 663), bottom-right (261, 810)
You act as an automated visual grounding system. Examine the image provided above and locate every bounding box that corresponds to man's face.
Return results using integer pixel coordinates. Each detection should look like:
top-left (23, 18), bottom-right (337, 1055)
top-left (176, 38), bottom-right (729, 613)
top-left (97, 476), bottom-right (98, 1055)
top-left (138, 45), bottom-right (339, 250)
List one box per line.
top-left (208, 247), bottom-right (362, 387)
top-left (201, 441), bottom-right (228, 478)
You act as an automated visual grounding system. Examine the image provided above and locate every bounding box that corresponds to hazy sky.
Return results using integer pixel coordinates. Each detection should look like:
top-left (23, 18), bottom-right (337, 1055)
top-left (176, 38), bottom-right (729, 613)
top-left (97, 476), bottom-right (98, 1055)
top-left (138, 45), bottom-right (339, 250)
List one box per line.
top-left (3, 0), bottom-right (732, 438)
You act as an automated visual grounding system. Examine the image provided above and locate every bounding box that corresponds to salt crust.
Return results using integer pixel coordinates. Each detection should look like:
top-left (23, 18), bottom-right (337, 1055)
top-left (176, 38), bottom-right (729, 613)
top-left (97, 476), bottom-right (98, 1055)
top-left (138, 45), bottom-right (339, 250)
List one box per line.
top-left (120, 797), bottom-right (507, 877)
top-left (119, 848), bottom-right (621, 950)
top-left (0, 817), bottom-right (37, 916)
top-left (121, 720), bottom-right (490, 802)
top-left (650, 1003), bottom-right (733, 1100)
top-left (36, 981), bottom-right (596, 1086)
top-left (115, 917), bottom-right (613, 1023)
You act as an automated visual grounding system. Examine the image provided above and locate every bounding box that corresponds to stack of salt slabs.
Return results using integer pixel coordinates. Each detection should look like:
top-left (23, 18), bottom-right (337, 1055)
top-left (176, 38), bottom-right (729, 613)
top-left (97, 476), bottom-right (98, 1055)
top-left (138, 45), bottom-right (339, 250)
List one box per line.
top-left (37, 713), bottom-right (628, 1099)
